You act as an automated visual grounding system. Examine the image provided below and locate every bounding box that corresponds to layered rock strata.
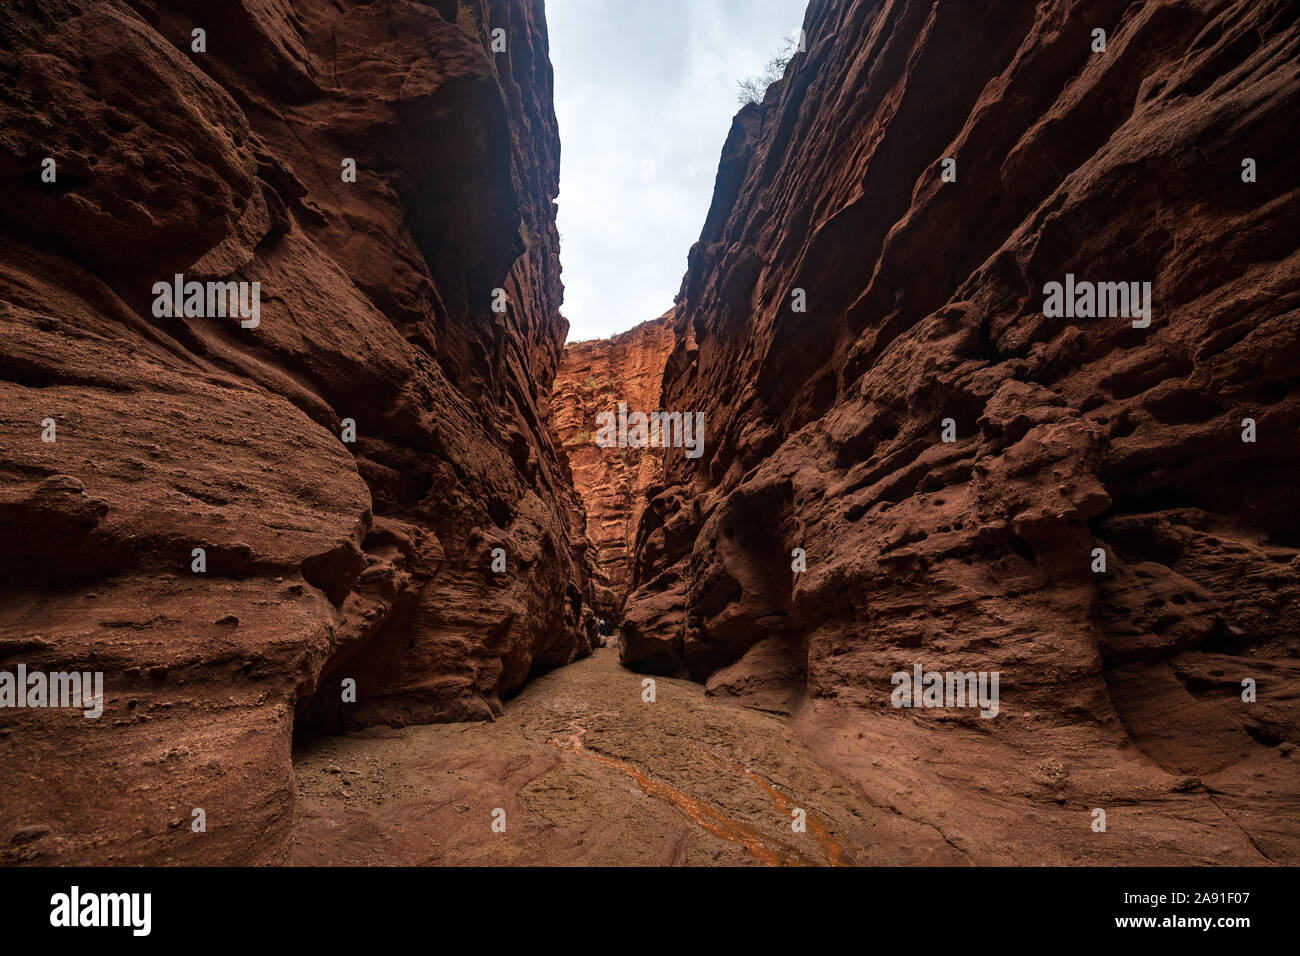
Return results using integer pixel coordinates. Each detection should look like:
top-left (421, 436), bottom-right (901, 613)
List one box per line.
top-left (551, 312), bottom-right (675, 612)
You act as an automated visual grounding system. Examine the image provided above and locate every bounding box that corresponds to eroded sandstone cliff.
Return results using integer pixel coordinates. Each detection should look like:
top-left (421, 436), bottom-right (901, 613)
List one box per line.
top-left (0, 0), bottom-right (593, 864)
top-left (622, 0), bottom-right (1300, 863)
top-left (551, 312), bottom-right (675, 611)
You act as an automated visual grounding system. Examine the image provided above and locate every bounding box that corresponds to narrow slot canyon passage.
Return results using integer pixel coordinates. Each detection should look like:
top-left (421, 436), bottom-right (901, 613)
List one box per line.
top-left (289, 314), bottom-right (878, 867)
top-left (285, 0), bottom-right (1299, 866)
top-left (3, 0), bottom-right (1298, 887)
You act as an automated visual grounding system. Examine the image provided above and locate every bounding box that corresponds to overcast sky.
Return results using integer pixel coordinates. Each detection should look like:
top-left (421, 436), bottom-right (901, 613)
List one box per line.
top-left (547, 0), bottom-right (809, 342)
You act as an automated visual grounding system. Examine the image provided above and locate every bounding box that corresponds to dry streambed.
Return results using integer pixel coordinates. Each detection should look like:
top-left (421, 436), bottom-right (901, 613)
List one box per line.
top-left (291, 646), bottom-right (936, 865)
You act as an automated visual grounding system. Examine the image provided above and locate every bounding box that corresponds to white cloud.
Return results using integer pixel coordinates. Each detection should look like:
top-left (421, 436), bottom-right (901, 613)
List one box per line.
top-left (548, 0), bottom-right (809, 342)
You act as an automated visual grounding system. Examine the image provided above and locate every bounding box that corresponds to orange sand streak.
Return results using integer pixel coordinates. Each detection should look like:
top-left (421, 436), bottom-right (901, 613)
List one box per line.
top-left (547, 722), bottom-right (826, 866)
top-left (697, 748), bottom-right (853, 866)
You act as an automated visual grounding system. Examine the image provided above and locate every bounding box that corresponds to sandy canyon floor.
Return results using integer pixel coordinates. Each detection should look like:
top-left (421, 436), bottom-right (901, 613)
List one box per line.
top-left (293, 644), bottom-right (1294, 867)
top-left (292, 645), bottom-right (968, 866)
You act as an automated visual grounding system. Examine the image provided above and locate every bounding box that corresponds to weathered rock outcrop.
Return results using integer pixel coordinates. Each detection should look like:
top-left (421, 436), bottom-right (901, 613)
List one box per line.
top-left (551, 312), bottom-right (675, 610)
top-left (623, 0), bottom-right (1300, 863)
top-left (0, 0), bottom-right (594, 864)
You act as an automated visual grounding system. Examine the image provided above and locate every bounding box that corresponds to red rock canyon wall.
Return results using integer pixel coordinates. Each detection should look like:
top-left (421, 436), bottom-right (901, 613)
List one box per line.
top-left (551, 312), bottom-right (675, 611)
top-left (622, 0), bottom-right (1300, 863)
top-left (0, 0), bottom-right (594, 864)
